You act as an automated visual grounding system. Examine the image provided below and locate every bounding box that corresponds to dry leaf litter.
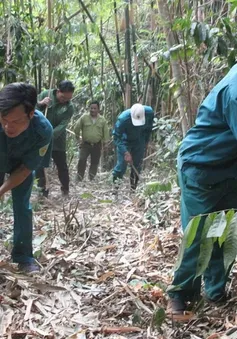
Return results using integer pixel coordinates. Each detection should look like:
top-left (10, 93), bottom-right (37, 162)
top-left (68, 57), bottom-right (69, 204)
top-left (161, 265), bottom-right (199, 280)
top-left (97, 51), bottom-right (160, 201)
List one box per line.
top-left (0, 166), bottom-right (237, 339)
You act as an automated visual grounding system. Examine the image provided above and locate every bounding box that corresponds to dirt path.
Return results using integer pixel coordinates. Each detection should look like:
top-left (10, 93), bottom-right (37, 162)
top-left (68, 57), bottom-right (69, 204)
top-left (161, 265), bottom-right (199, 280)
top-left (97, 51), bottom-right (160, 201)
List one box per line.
top-left (0, 169), bottom-right (236, 338)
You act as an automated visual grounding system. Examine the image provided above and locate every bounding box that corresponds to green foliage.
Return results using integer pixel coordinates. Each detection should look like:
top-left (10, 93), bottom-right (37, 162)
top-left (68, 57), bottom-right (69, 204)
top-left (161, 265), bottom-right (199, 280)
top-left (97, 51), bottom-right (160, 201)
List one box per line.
top-left (175, 210), bottom-right (237, 281)
top-left (223, 213), bottom-right (237, 272)
top-left (195, 237), bottom-right (214, 278)
top-left (174, 215), bottom-right (201, 271)
top-left (0, 195), bottom-right (13, 213)
top-left (186, 215), bottom-right (201, 248)
top-left (144, 181), bottom-right (171, 197)
top-left (80, 192), bottom-right (94, 199)
top-left (152, 308), bottom-right (166, 329)
top-left (219, 209), bottom-right (235, 247)
top-left (207, 211), bottom-right (227, 238)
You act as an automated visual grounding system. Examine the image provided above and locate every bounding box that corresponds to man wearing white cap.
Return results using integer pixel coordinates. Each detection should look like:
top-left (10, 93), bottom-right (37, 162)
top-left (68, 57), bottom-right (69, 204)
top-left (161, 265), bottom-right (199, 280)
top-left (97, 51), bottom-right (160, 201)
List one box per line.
top-left (112, 103), bottom-right (154, 190)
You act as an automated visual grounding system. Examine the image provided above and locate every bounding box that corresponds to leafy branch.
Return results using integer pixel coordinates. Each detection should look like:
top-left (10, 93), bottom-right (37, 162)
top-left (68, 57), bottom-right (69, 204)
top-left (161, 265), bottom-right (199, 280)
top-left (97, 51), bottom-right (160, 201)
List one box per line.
top-left (175, 209), bottom-right (237, 278)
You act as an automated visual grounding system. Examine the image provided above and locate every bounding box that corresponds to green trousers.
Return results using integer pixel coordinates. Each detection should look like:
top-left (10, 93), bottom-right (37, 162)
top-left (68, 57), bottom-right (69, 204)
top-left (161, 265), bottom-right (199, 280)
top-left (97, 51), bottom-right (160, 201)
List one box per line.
top-left (77, 141), bottom-right (101, 181)
top-left (168, 168), bottom-right (237, 302)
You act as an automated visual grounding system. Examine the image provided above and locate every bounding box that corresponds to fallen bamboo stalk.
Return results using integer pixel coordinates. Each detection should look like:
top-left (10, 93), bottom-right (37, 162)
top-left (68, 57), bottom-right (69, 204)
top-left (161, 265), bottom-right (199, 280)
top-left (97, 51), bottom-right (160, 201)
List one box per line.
top-left (92, 325), bottom-right (142, 334)
top-left (143, 151), bottom-right (157, 162)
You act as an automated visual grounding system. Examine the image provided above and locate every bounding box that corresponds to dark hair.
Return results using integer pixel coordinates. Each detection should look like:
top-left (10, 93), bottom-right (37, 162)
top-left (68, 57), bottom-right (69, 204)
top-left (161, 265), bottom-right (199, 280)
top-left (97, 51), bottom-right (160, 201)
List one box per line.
top-left (58, 80), bottom-right (75, 93)
top-left (90, 100), bottom-right (100, 108)
top-left (0, 82), bottom-right (37, 117)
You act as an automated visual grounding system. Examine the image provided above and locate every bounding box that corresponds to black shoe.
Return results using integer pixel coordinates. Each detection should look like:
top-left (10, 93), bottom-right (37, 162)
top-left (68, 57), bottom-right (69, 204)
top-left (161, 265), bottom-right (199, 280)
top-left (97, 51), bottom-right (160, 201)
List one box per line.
top-left (61, 189), bottom-right (69, 197)
top-left (167, 298), bottom-right (187, 315)
top-left (18, 262), bottom-right (40, 274)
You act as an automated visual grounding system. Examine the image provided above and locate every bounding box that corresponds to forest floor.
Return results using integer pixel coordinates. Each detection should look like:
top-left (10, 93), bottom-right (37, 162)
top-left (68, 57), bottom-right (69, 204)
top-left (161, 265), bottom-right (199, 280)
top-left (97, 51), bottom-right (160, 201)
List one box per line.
top-left (0, 165), bottom-right (237, 339)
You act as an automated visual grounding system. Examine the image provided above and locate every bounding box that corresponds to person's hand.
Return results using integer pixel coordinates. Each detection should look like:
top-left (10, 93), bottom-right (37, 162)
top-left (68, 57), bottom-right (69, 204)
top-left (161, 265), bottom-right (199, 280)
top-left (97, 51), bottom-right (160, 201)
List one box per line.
top-left (124, 151), bottom-right (133, 164)
top-left (39, 97), bottom-right (51, 106)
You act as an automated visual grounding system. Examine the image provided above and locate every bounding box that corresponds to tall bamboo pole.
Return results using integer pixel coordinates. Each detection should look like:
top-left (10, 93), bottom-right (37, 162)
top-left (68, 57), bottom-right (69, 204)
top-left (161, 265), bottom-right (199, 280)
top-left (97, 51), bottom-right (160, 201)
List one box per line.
top-left (83, 14), bottom-right (93, 99)
top-left (157, 0), bottom-right (189, 135)
top-left (28, 0), bottom-right (38, 91)
top-left (77, 0), bottom-right (124, 95)
top-left (48, 0), bottom-right (52, 29)
top-left (124, 0), bottom-right (132, 108)
top-left (130, 0), bottom-right (140, 100)
top-left (113, 1), bottom-right (124, 88)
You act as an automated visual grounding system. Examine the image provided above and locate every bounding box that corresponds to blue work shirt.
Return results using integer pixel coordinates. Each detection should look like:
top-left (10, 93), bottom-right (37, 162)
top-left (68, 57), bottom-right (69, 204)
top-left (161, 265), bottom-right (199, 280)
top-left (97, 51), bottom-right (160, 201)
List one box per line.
top-left (113, 106), bottom-right (154, 154)
top-left (179, 64), bottom-right (237, 184)
top-left (0, 110), bottom-right (53, 173)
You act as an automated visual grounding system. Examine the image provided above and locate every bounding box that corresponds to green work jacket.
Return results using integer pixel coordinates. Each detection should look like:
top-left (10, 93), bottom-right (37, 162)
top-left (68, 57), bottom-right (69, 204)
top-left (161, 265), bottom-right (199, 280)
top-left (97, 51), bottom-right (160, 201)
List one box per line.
top-left (74, 113), bottom-right (110, 144)
top-left (36, 89), bottom-right (75, 151)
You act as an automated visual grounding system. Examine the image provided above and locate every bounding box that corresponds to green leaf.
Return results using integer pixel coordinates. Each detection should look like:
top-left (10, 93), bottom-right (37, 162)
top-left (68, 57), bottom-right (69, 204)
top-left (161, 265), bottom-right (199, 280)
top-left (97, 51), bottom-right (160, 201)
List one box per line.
top-left (186, 215), bottom-right (201, 248)
top-left (202, 212), bottom-right (217, 236)
top-left (207, 211), bottom-right (227, 238)
top-left (195, 237), bottom-right (214, 278)
top-left (80, 192), bottom-right (94, 199)
top-left (132, 309), bottom-right (142, 325)
top-left (193, 22), bottom-right (207, 46)
top-left (174, 215), bottom-right (201, 271)
top-left (227, 50), bottom-right (236, 68)
top-left (198, 22), bottom-right (207, 42)
top-left (33, 249), bottom-right (42, 259)
top-left (33, 232), bottom-right (47, 246)
top-left (98, 199), bottom-right (113, 204)
top-left (144, 181), bottom-right (171, 196)
top-left (195, 213), bottom-right (217, 278)
top-left (217, 37), bottom-right (228, 56)
top-left (152, 308), bottom-right (166, 328)
top-left (223, 213), bottom-right (237, 272)
top-left (219, 209), bottom-right (235, 247)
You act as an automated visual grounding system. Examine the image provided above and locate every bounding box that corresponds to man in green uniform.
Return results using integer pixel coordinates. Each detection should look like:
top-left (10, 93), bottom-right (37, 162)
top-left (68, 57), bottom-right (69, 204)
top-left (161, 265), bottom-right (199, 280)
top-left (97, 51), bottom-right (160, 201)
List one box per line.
top-left (36, 80), bottom-right (75, 196)
top-left (0, 83), bottom-right (53, 273)
top-left (168, 64), bottom-right (237, 314)
top-left (113, 103), bottom-right (154, 190)
top-left (74, 100), bottom-right (109, 181)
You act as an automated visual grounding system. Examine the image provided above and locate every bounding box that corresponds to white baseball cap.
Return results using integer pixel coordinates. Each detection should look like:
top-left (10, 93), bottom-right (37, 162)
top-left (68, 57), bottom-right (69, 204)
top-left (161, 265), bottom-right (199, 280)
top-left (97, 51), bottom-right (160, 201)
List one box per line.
top-left (130, 104), bottom-right (145, 126)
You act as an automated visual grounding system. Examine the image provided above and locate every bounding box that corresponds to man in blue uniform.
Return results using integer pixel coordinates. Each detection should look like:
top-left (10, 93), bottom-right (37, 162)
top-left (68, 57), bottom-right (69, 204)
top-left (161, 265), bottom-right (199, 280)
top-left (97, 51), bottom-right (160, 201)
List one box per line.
top-left (168, 64), bottom-right (237, 314)
top-left (113, 103), bottom-right (154, 190)
top-left (0, 83), bottom-right (53, 273)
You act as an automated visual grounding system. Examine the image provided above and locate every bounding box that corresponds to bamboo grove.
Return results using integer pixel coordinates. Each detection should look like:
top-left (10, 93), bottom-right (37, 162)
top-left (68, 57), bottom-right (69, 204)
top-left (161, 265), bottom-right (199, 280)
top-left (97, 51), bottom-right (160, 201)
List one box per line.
top-left (1, 0), bottom-right (237, 133)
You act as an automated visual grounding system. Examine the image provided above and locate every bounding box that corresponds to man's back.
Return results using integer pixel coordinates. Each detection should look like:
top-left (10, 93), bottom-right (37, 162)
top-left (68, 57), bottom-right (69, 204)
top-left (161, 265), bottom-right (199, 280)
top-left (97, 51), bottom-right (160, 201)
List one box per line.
top-left (180, 64), bottom-right (237, 184)
top-left (114, 105), bottom-right (153, 144)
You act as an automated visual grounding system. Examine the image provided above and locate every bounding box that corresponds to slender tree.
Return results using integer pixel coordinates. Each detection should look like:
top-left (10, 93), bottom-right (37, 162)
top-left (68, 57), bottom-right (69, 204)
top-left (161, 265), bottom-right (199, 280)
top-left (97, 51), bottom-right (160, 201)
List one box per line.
top-left (130, 0), bottom-right (140, 100)
top-left (83, 14), bottom-right (93, 99)
top-left (157, 0), bottom-right (190, 135)
top-left (113, 1), bottom-right (124, 88)
top-left (77, 0), bottom-right (124, 94)
top-left (124, 0), bottom-right (132, 107)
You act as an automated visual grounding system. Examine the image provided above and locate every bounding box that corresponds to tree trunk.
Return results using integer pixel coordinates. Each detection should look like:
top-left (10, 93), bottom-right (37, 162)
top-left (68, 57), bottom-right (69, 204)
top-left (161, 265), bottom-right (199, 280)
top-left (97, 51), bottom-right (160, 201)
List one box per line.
top-left (113, 1), bottom-right (124, 89)
top-left (124, 0), bottom-right (132, 108)
top-left (130, 0), bottom-right (140, 100)
top-left (157, 0), bottom-right (190, 136)
top-left (83, 14), bottom-right (93, 99)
